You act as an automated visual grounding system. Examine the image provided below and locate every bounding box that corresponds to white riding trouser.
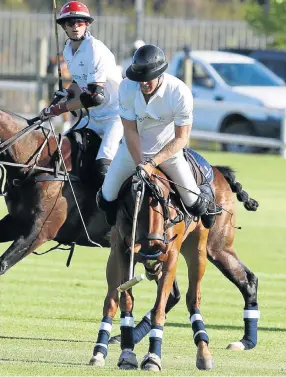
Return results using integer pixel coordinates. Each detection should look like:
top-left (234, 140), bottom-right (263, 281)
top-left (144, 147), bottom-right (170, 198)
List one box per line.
top-left (102, 144), bottom-right (200, 206)
top-left (75, 115), bottom-right (123, 160)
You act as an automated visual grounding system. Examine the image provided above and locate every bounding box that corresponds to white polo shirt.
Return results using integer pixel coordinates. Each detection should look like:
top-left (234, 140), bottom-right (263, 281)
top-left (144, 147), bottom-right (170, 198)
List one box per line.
top-left (119, 73), bottom-right (193, 155)
top-left (64, 32), bottom-right (122, 120)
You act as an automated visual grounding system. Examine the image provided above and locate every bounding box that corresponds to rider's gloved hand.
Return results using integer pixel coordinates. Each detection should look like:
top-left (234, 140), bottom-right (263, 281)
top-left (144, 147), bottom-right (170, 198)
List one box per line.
top-left (54, 88), bottom-right (74, 100)
top-left (39, 103), bottom-right (68, 121)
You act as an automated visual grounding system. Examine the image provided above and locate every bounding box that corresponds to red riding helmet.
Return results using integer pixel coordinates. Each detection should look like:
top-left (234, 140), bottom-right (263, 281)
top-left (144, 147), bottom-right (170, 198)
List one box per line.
top-left (56, 1), bottom-right (94, 25)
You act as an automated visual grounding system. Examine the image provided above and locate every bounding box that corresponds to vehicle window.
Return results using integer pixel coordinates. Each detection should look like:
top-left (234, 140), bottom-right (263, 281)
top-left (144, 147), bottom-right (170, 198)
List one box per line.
top-left (211, 62), bottom-right (284, 86)
top-left (176, 59), bottom-right (212, 87)
top-left (192, 62), bottom-right (211, 86)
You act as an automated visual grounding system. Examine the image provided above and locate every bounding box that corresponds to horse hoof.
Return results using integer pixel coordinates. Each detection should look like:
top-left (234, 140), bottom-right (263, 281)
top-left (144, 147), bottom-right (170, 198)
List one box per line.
top-left (226, 341), bottom-right (245, 351)
top-left (118, 349), bottom-right (138, 370)
top-left (108, 334), bottom-right (121, 344)
top-left (89, 352), bottom-right (105, 367)
top-left (196, 357), bottom-right (214, 370)
top-left (141, 353), bottom-right (162, 372)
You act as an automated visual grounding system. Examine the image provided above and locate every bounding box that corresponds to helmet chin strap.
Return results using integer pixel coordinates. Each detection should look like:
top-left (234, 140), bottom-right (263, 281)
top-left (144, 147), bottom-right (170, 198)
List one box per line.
top-left (65, 27), bottom-right (88, 41)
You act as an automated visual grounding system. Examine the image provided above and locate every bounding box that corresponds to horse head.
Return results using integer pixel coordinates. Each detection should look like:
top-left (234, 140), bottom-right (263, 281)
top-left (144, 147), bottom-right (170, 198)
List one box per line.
top-left (117, 167), bottom-right (185, 279)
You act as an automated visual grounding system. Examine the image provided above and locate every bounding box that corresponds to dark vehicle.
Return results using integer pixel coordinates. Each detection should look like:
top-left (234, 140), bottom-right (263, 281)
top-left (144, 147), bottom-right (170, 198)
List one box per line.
top-left (221, 48), bottom-right (286, 82)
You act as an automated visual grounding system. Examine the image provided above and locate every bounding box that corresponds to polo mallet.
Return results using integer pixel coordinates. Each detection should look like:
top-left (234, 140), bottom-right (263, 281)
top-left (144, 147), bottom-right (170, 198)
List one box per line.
top-left (52, 0), bottom-right (77, 115)
top-left (53, 0), bottom-right (63, 92)
top-left (117, 189), bottom-right (145, 292)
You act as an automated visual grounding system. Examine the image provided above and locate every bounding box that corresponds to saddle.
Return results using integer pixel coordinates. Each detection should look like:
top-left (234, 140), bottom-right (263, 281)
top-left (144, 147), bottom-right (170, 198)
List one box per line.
top-left (183, 148), bottom-right (214, 186)
top-left (119, 149), bottom-right (215, 223)
top-left (66, 128), bottom-right (102, 189)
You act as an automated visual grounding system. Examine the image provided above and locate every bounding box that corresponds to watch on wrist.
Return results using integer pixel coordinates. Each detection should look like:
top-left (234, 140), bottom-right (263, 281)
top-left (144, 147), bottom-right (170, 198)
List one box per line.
top-left (143, 158), bottom-right (156, 168)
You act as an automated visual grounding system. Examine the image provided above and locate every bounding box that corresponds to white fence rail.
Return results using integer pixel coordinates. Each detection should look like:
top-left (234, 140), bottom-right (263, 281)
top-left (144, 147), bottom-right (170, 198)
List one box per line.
top-left (191, 127), bottom-right (286, 158)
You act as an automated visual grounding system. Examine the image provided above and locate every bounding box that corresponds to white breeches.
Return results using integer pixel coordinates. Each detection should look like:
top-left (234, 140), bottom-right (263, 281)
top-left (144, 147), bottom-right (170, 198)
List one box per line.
top-left (102, 144), bottom-right (200, 206)
top-left (75, 115), bottom-right (123, 160)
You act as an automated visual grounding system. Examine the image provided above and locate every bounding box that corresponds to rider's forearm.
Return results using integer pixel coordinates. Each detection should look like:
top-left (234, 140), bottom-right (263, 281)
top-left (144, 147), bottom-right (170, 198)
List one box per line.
top-left (152, 136), bottom-right (187, 166)
top-left (123, 119), bottom-right (143, 165)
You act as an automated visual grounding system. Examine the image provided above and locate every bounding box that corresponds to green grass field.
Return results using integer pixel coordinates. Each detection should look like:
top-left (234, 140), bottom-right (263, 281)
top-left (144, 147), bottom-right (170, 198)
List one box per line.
top-left (0, 151), bottom-right (286, 376)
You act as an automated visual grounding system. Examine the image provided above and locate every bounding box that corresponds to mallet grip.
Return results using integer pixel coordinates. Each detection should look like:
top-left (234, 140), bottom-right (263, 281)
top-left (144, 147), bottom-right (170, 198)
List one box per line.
top-left (117, 274), bottom-right (145, 293)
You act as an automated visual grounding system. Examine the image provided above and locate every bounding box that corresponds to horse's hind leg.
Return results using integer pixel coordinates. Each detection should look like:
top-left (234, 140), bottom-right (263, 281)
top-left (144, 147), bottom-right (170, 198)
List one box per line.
top-left (182, 230), bottom-right (214, 370)
top-left (207, 229), bottom-right (259, 350)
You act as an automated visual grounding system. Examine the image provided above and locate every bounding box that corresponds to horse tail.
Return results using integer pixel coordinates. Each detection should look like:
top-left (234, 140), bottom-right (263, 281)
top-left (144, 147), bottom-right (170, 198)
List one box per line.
top-left (215, 165), bottom-right (259, 211)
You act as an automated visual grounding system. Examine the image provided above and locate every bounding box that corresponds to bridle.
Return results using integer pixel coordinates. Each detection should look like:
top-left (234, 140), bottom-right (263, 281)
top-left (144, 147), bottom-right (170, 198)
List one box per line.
top-left (0, 115), bottom-right (73, 193)
top-left (132, 168), bottom-right (184, 259)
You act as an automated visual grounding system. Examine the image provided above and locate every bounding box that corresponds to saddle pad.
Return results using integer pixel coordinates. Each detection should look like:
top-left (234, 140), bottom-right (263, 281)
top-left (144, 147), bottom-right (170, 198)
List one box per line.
top-left (186, 149), bottom-right (214, 184)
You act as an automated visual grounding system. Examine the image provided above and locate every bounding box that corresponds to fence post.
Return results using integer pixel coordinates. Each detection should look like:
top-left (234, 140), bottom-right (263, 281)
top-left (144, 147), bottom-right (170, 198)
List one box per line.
top-left (281, 109), bottom-right (286, 158)
top-left (135, 0), bottom-right (144, 40)
top-left (183, 45), bottom-right (193, 89)
top-left (35, 37), bottom-right (48, 114)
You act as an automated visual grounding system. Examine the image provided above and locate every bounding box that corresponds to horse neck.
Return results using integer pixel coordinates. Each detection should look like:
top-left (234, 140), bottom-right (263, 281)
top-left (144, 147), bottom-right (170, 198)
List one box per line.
top-left (0, 111), bottom-right (40, 164)
top-left (0, 111), bottom-right (23, 140)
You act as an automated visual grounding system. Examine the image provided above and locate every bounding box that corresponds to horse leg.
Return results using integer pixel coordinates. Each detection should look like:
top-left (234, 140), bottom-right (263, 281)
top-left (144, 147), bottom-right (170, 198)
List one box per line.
top-left (108, 278), bottom-right (181, 345)
top-left (89, 230), bottom-right (120, 367)
top-left (140, 251), bottom-right (179, 372)
top-left (0, 214), bottom-right (21, 242)
top-left (0, 181), bottom-right (67, 275)
top-left (90, 230), bottom-right (138, 370)
top-left (182, 230), bottom-right (214, 371)
top-left (207, 243), bottom-right (259, 350)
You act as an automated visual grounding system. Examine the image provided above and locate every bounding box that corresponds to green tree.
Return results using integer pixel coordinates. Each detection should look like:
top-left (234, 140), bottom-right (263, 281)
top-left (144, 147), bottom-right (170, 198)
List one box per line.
top-left (245, 0), bottom-right (286, 48)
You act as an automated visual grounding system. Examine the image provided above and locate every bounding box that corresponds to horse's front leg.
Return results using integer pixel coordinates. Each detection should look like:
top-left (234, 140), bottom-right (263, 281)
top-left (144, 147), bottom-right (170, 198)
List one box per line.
top-left (0, 214), bottom-right (21, 242)
top-left (0, 181), bottom-right (67, 275)
top-left (140, 250), bottom-right (178, 372)
top-left (89, 229), bottom-right (121, 367)
top-left (117, 251), bottom-right (138, 370)
top-left (183, 229), bottom-right (214, 370)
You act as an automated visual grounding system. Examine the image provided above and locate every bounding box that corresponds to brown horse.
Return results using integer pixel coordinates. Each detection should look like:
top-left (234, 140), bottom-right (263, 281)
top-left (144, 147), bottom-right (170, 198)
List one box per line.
top-left (89, 164), bottom-right (259, 371)
top-left (0, 110), bottom-right (260, 360)
top-left (0, 110), bottom-right (110, 275)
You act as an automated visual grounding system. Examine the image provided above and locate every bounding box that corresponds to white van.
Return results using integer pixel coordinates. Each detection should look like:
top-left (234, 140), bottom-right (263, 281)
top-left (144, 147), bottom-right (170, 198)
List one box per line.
top-left (168, 50), bottom-right (286, 153)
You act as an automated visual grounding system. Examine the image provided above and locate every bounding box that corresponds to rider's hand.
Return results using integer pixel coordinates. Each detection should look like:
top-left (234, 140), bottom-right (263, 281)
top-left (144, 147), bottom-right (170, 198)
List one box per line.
top-left (54, 88), bottom-right (74, 100)
top-left (137, 158), bottom-right (156, 178)
top-left (39, 103), bottom-right (68, 121)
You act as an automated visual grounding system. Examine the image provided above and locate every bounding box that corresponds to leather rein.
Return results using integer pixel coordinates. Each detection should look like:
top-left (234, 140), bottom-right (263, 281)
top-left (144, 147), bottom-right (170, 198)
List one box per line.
top-left (135, 169), bottom-right (184, 252)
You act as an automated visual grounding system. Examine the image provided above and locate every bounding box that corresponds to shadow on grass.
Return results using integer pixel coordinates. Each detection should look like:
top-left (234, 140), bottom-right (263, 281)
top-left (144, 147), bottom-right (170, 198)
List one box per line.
top-left (0, 358), bottom-right (87, 367)
top-left (165, 322), bottom-right (286, 332)
top-left (1, 322), bottom-right (285, 345)
top-left (0, 335), bottom-right (92, 343)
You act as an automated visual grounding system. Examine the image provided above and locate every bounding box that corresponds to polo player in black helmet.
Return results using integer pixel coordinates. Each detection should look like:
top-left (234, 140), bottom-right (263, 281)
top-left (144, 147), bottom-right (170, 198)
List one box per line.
top-left (97, 44), bottom-right (221, 228)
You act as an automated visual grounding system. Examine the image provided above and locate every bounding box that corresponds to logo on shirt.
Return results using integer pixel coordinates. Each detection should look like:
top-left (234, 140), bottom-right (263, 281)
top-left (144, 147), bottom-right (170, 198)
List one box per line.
top-left (136, 115), bottom-right (165, 122)
top-left (79, 61), bottom-right (84, 67)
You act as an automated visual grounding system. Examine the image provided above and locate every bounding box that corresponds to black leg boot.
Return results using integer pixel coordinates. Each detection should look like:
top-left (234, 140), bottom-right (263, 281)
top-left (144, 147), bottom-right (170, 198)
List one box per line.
top-left (199, 184), bottom-right (222, 229)
top-left (94, 158), bottom-right (112, 188)
top-left (96, 188), bottom-right (118, 226)
top-left (186, 184), bottom-right (222, 229)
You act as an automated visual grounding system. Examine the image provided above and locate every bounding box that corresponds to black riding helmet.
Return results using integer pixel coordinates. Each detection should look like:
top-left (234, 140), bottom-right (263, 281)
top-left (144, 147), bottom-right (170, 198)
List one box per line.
top-left (126, 44), bottom-right (168, 82)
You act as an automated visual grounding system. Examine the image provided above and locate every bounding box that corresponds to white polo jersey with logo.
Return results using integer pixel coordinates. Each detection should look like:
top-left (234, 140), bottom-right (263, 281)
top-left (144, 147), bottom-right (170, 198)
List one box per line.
top-left (119, 73), bottom-right (193, 156)
top-left (64, 32), bottom-right (122, 120)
